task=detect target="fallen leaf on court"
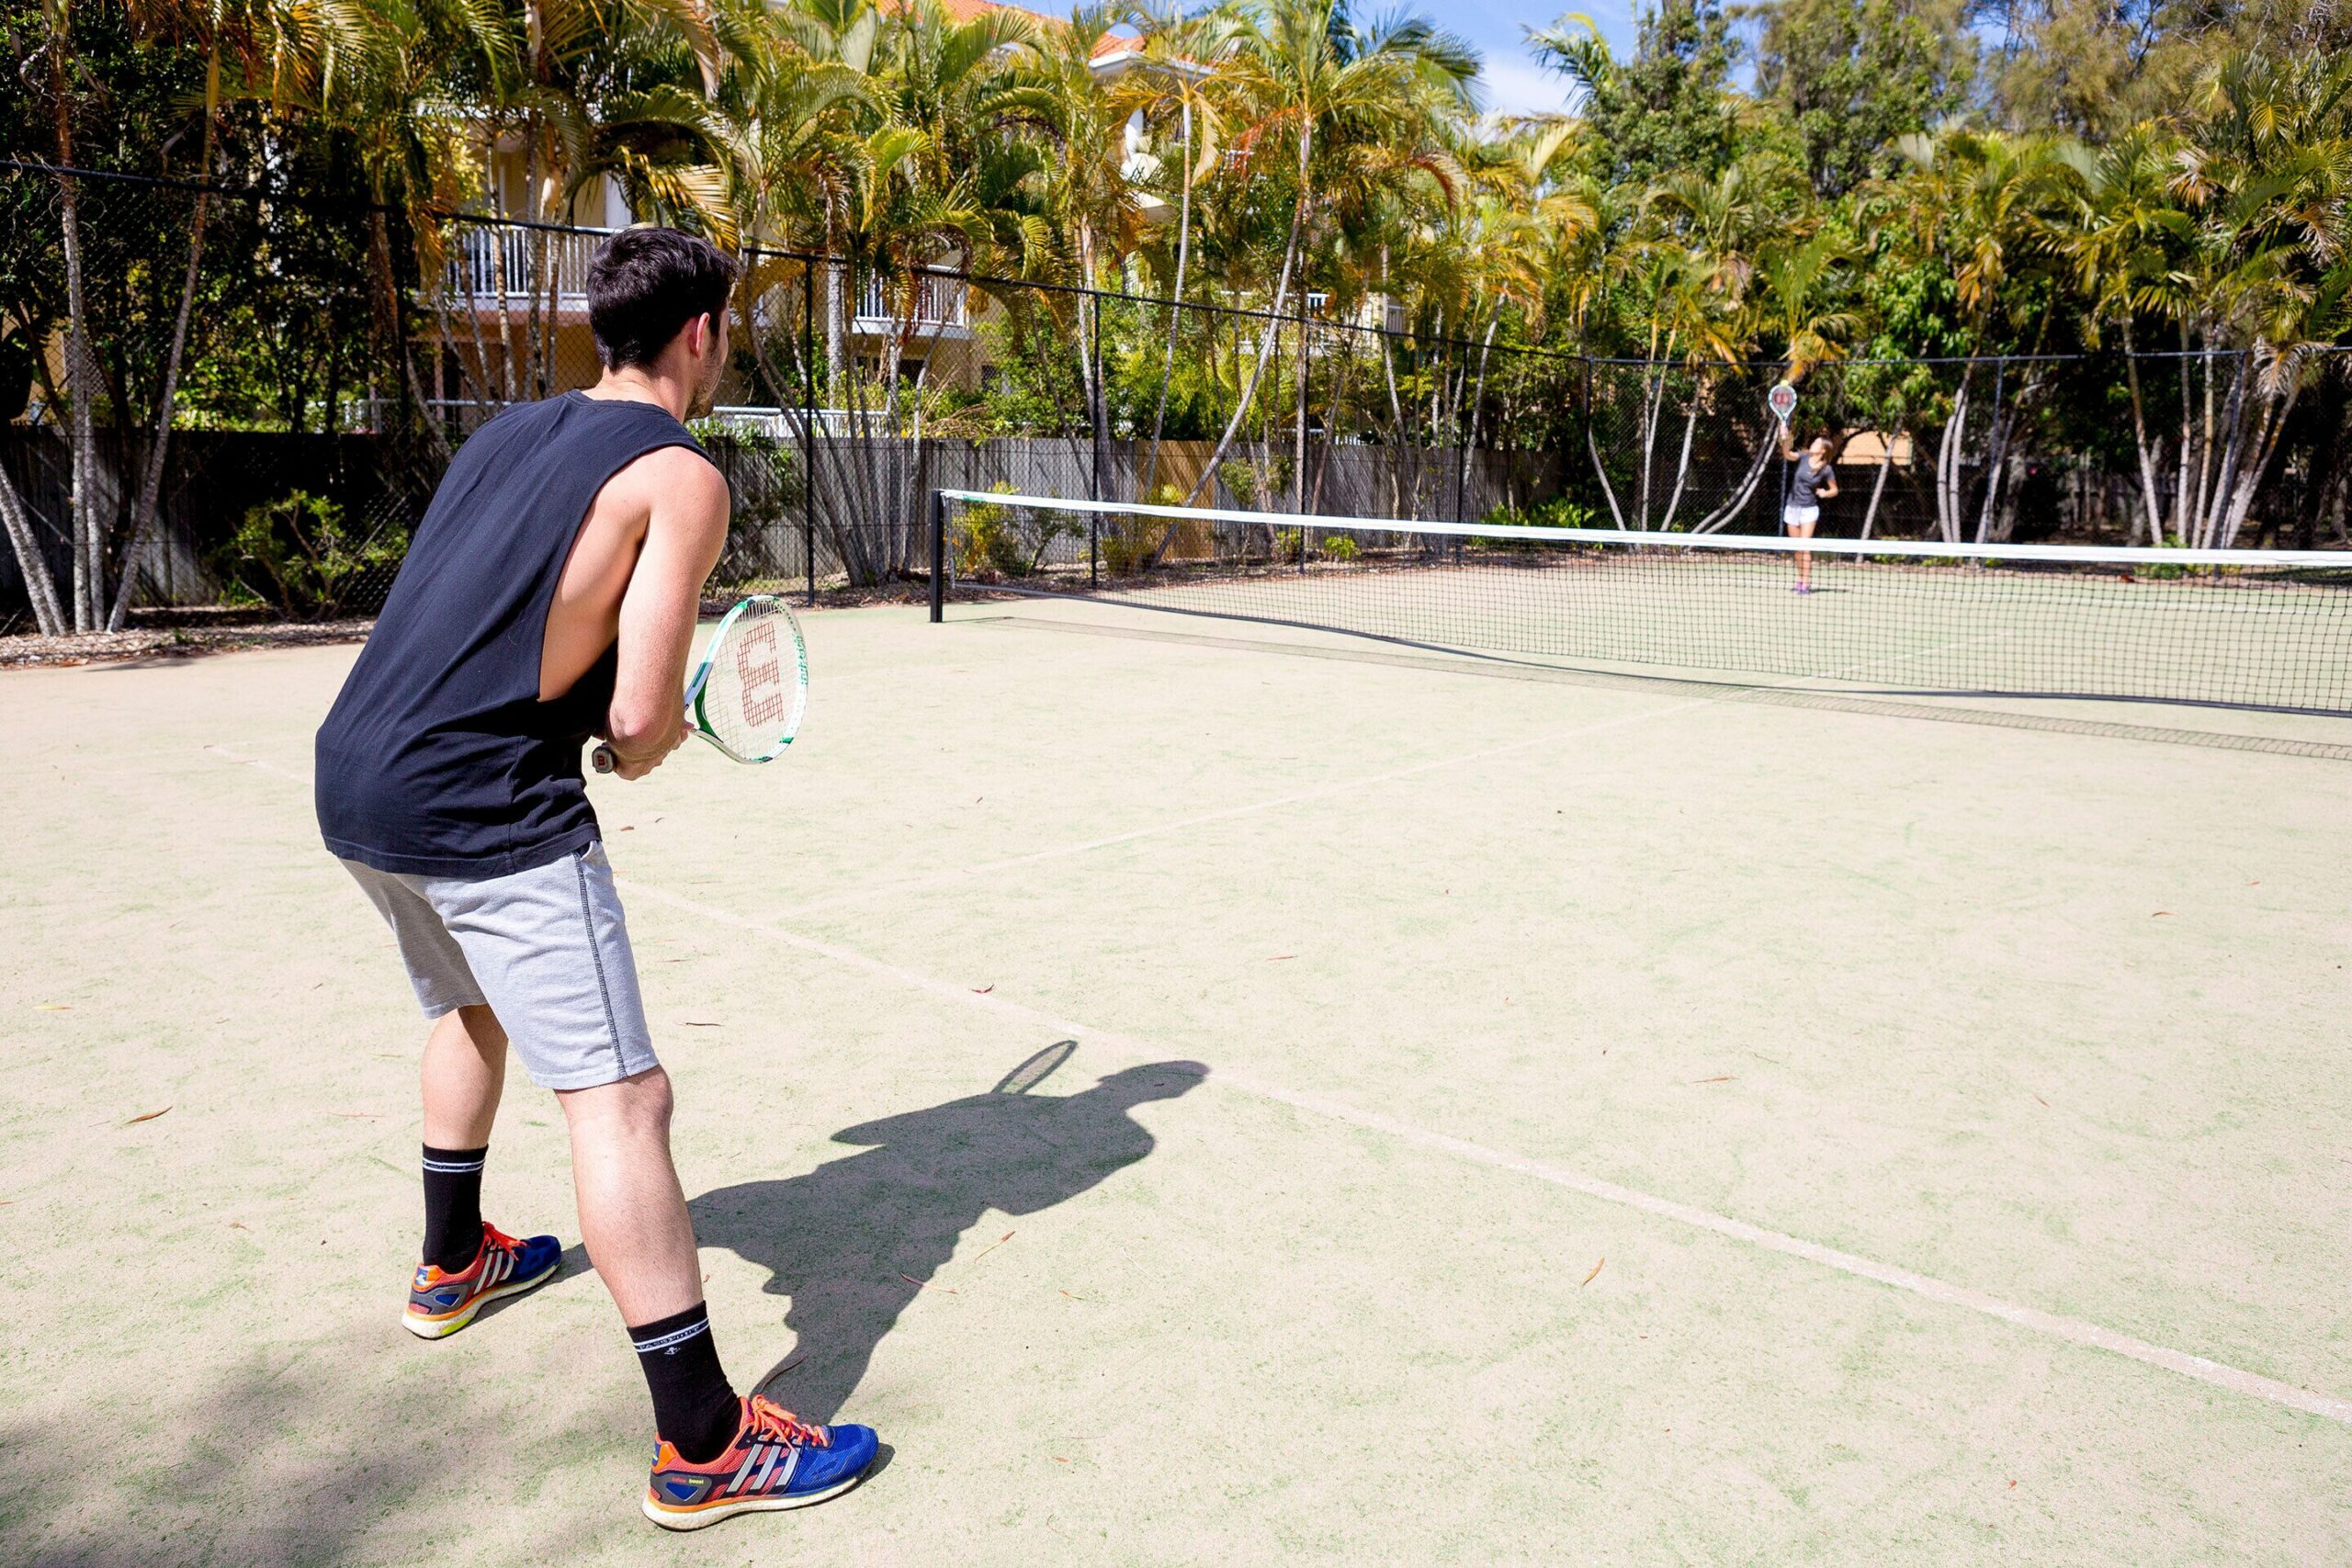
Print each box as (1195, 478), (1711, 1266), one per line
(2036, 1095), (2050, 1107)
(328, 1111), (379, 1120)
(681, 1021), (720, 1028)
(901, 1273), (956, 1293)
(1693, 1075), (1734, 1084)
(972, 985), (994, 994)
(34, 1004), (71, 1011)
(968, 1230), (1014, 1264)
(1060, 1290), (1087, 1301)
(1581, 1258), (1605, 1288)
(1054, 1457), (1068, 1464)
(2152, 910), (2174, 917)
(2008, 1479), (2018, 1489)
(1269, 954), (1295, 962)
(230, 1221), (249, 1231)
(617, 825), (635, 831)
(124, 1107), (171, 1125)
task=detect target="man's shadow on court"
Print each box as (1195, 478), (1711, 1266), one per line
(685, 1044), (1206, 1422)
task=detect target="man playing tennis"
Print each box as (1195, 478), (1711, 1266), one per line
(1780, 431), (1839, 593)
(315, 227), (877, 1529)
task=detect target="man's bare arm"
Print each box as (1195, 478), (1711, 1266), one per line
(604, 449), (730, 780)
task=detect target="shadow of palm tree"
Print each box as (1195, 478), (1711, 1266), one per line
(687, 1048), (1207, 1422)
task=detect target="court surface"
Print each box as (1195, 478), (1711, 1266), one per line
(4, 595), (2349, 1565)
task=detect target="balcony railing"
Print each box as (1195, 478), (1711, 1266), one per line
(855, 268), (968, 329)
(445, 225), (610, 308)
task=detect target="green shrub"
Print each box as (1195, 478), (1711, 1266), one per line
(1482, 497), (1599, 533)
(955, 484), (1077, 580)
(1317, 534), (1361, 562)
(210, 492), (407, 617)
(1098, 515), (1169, 575)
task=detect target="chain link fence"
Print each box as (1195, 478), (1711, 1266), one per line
(4, 164), (2346, 636)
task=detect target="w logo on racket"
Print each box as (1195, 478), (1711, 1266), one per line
(736, 622), (786, 726)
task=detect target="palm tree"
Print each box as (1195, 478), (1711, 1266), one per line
(994, 4), (1149, 501)
(1182, 0), (1475, 508)
(1115, 6), (1236, 506)
(2052, 124), (2189, 546)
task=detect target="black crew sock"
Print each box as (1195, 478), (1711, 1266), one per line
(628, 1303), (742, 1464)
(421, 1145), (488, 1273)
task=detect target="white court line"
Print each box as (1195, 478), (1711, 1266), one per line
(625, 876), (2352, 1429)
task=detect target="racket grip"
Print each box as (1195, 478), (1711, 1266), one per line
(590, 742), (616, 775)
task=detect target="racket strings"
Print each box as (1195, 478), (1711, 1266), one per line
(697, 599), (805, 761)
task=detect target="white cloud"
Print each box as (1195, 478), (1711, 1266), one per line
(1476, 52), (1572, 118)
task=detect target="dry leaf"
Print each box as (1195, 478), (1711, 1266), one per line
(1580, 1257), (1605, 1288)
(34, 1004), (71, 1011)
(125, 1106), (172, 1125)
(1060, 1289), (1087, 1301)
(972, 985), (994, 994)
(2152, 910), (2174, 918)
(328, 1111), (379, 1120)
(230, 1221), (249, 1231)
(1693, 1076), (1734, 1084)
(901, 1272), (956, 1293)
(1268, 954), (1296, 962)
(968, 1230), (1014, 1264)
(681, 1021), (720, 1028)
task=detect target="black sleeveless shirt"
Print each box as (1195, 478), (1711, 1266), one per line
(316, 393), (707, 877)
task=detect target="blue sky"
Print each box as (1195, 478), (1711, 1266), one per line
(1448, 0), (1638, 118)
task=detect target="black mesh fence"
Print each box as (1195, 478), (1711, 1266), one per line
(3, 163), (2346, 636)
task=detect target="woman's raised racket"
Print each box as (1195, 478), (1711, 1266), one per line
(592, 594), (808, 773)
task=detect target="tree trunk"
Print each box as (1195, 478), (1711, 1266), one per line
(1690, 428), (1777, 534)
(1934, 367), (1973, 544)
(105, 189), (207, 631)
(1141, 95), (1192, 514)
(2119, 321), (2165, 548)
(1181, 130), (1310, 507)
(1859, 423), (1899, 539)
(0, 460), (66, 635)
(49, 16), (99, 631)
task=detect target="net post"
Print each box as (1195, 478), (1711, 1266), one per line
(928, 489), (945, 624)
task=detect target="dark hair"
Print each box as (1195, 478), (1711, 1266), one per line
(587, 228), (739, 370)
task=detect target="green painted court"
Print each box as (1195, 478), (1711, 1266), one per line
(5, 597), (2349, 1564)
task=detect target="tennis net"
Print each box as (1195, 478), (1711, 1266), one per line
(928, 490), (2352, 715)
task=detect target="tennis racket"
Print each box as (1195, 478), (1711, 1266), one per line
(591, 594), (808, 774)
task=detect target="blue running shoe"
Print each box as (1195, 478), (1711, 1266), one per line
(403, 1221), (560, 1339)
(642, 1395), (879, 1529)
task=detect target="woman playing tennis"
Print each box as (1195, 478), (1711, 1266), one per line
(1780, 432), (1839, 593)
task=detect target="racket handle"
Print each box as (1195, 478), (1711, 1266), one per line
(591, 742), (616, 775)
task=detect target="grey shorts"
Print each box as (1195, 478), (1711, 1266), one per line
(340, 841), (659, 1090)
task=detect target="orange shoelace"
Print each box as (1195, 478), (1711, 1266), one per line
(743, 1394), (830, 1450)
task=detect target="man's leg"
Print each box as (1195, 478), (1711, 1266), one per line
(424, 1003), (507, 1148)
(560, 1066), (741, 1464)
(557, 1066), (702, 1323)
